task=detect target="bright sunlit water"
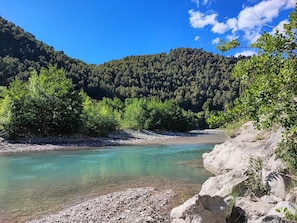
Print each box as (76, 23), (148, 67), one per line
(0, 144), (214, 222)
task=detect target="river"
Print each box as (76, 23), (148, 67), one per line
(0, 144), (214, 222)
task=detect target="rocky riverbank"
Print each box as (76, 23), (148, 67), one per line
(30, 187), (175, 223)
(0, 129), (226, 154)
(171, 122), (297, 223)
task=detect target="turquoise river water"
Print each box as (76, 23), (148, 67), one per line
(0, 144), (214, 222)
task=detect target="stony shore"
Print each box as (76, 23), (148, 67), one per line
(30, 187), (175, 223)
(0, 129), (226, 154)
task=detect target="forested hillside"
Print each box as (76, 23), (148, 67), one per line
(0, 16), (241, 115)
(0, 16), (93, 87)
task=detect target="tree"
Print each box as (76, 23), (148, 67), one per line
(147, 98), (197, 132)
(0, 78), (28, 137)
(217, 6), (297, 172)
(0, 65), (83, 138)
(122, 98), (150, 130)
(80, 93), (119, 136)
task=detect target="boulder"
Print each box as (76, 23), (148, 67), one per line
(235, 196), (276, 222)
(198, 169), (247, 219)
(256, 215), (294, 223)
(170, 170), (247, 223)
(254, 201), (297, 223)
(170, 195), (226, 223)
(203, 122), (283, 175)
(268, 201), (297, 218)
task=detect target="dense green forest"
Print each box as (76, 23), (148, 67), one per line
(0, 16), (241, 116)
(0, 15), (247, 138)
(0, 65), (198, 138)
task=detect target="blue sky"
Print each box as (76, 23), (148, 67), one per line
(0, 0), (295, 64)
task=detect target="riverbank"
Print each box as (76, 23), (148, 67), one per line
(171, 122), (297, 222)
(0, 129), (226, 154)
(29, 187), (175, 223)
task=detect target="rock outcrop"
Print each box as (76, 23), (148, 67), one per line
(171, 122), (297, 223)
(202, 122), (283, 175)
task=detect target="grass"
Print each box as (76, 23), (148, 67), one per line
(223, 120), (246, 138)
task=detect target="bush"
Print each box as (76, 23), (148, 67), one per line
(80, 93), (119, 136)
(0, 65), (83, 138)
(245, 156), (269, 197)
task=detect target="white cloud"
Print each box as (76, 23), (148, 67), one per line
(189, 0), (295, 44)
(189, 10), (217, 28)
(237, 0), (287, 30)
(285, 0), (297, 9)
(243, 28), (262, 43)
(270, 19), (289, 35)
(212, 37), (220, 45)
(235, 0), (293, 42)
(211, 22), (229, 34)
(226, 34), (239, 41)
(235, 50), (257, 57)
(191, 0), (212, 8)
(203, 0), (209, 5)
(226, 18), (237, 31)
(194, 36), (200, 41)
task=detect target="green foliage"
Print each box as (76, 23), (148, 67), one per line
(0, 15), (244, 132)
(80, 93), (119, 137)
(277, 130), (297, 174)
(0, 66), (83, 138)
(122, 98), (150, 131)
(276, 207), (297, 222)
(223, 120), (246, 138)
(245, 156), (269, 197)
(216, 39), (240, 52)
(207, 111), (226, 129)
(234, 8), (297, 172)
(0, 65), (202, 138)
(227, 190), (240, 219)
(216, 7), (297, 172)
(89, 48), (240, 116)
(0, 15), (241, 121)
(120, 98), (197, 132)
(150, 99), (197, 131)
(0, 78), (28, 137)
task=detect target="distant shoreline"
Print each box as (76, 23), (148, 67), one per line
(0, 129), (226, 154)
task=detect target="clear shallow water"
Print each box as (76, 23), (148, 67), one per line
(0, 144), (214, 222)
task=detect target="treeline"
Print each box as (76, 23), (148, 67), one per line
(0, 66), (197, 138)
(0, 16), (242, 127)
(89, 49), (240, 114)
